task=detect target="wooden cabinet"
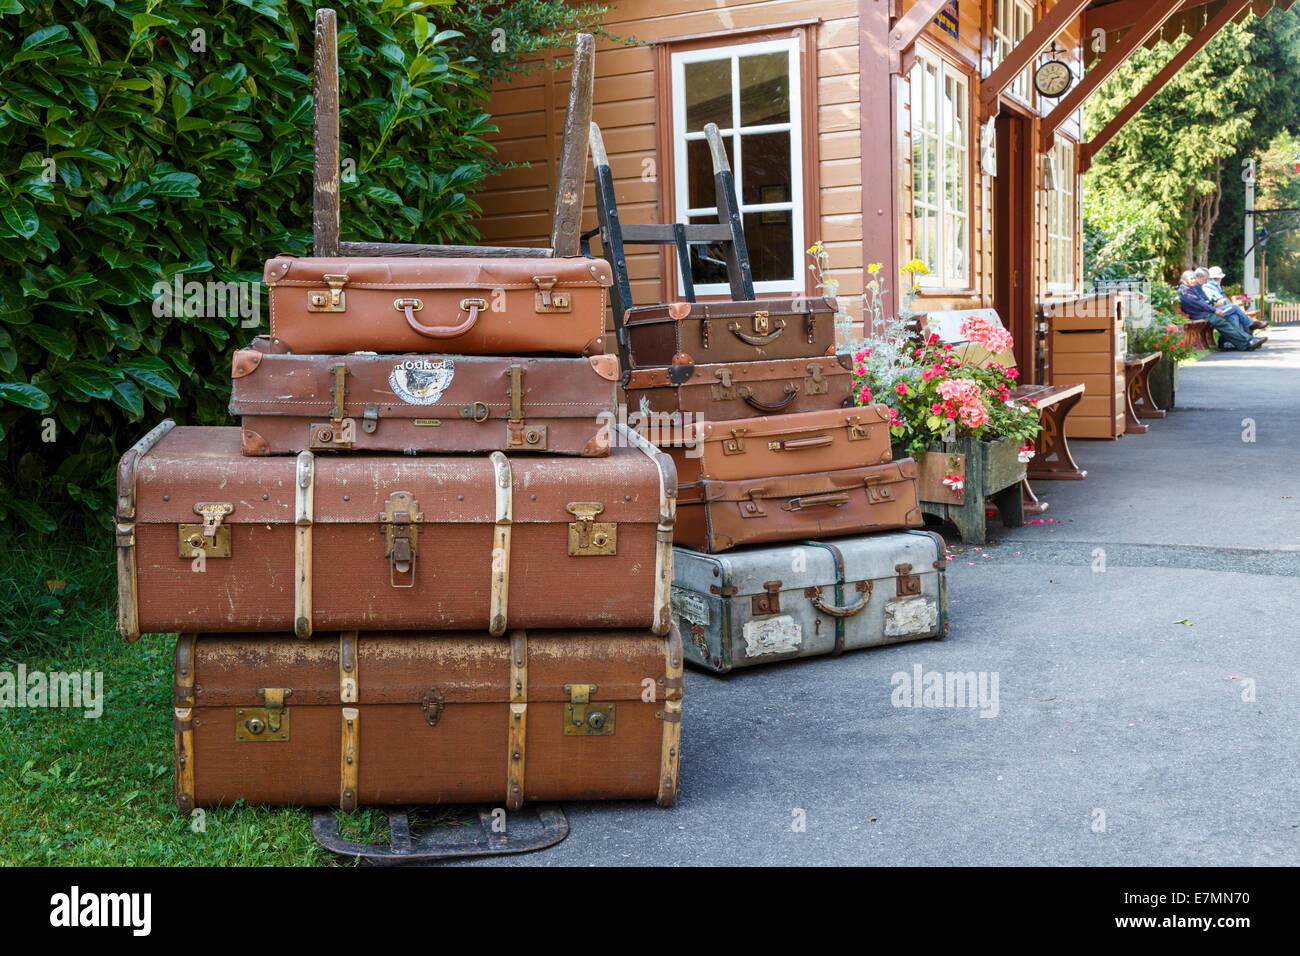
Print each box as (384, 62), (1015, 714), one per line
(1045, 294), (1126, 439)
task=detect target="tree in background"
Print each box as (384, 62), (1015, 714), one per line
(1084, 9), (1300, 282)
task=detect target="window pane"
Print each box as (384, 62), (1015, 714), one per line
(684, 59), (732, 131)
(952, 215), (967, 281)
(741, 210), (793, 282)
(686, 214), (732, 287)
(686, 136), (733, 209)
(739, 51), (790, 126)
(923, 64), (938, 132)
(739, 130), (791, 205)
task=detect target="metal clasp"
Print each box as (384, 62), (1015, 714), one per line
(381, 491), (423, 588)
(895, 562), (922, 597)
(722, 428), (746, 455)
(567, 502), (616, 556)
(308, 274), (348, 312)
(236, 687), (292, 742)
(564, 683), (615, 736)
(806, 363), (828, 395)
(533, 276), (571, 312)
(179, 501), (234, 558)
(753, 310), (770, 335)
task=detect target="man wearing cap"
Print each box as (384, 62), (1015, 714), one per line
(1179, 270), (1264, 351)
(1198, 267), (1262, 335)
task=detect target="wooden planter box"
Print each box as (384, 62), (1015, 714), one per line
(907, 436), (1027, 545)
(1146, 355), (1177, 412)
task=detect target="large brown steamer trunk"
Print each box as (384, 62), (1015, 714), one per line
(230, 337), (620, 456)
(668, 405), (894, 485)
(174, 627), (684, 811)
(624, 355), (855, 420)
(674, 459), (923, 553)
(621, 297), (839, 368)
(264, 256), (613, 356)
(117, 422), (675, 640)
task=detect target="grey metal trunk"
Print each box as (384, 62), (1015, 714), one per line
(671, 530), (948, 673)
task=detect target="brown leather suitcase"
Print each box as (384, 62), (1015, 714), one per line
(117, 421), (675, 640)
(229, 336), (620, 456)
(173, 626), (683, 811)
(623, 355), (854, 420)
(674, 459), (922, 552)
(264, 256), (613, 356)
(669, 405), (894, 485)
(621, 297), (838, 368)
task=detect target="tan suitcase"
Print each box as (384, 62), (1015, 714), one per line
(623, 355), (855, 420)
(116, 421), (675, 640)
(174, 627), (683, 811)
(264, 256), (612, 355)
(668, 405), (894, 484)
(675, 459), (922, 552)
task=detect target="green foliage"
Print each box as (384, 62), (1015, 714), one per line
(1084, 10), (1300, 281)
(0, 0), (609, 533)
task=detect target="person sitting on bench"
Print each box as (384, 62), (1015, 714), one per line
(1179, 271), (1265, 351)
(1197, 267), (1262, 335)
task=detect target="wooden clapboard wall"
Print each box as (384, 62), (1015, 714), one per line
(472, 0), (869, 328)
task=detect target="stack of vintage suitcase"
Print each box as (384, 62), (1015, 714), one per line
(114, 23), (684, 821)
(618, 297), (950, 673)
(116, 253), (684, 813)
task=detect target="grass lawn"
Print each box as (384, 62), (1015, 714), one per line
(0, 530), (445, 866)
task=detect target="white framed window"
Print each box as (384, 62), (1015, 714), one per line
(670, 37), (803, 295)
(1047, 140), (1076, 290)
(910, 49), (970, 289)
(991, 0), (1034, 102)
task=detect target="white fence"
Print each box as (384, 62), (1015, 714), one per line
(1269, 302), (1300, 325)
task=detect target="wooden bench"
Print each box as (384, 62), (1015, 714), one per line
(921, 309), (1087, 538)
(1123, 352), (1165, 433)
(1181, 317), (1217, 351)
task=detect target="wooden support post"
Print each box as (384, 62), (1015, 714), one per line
(859, 0), (899, 329)
(550, 34), (595, 258)
(312, 9), (340, 258)
(1080, 0), (1254, 172)
(1039, 0), (1193, 152)
(887, 0), (954, 61)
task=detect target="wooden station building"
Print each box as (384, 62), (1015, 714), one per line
(471, 0), (1294, 398)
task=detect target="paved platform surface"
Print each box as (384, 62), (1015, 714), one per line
(465, 327), (1300, 866)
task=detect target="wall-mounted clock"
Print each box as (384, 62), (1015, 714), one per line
(1034, 60), (1073, 98)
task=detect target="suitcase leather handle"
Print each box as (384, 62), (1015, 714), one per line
(401, 298), (484, 339)
(741, 388), (798, 412)
(775, 434), (833, 451)
(808, 584), (872, 618)
(726, 319), (785, 346)
(782, 492), (850, 511)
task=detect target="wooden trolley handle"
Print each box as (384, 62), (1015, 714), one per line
(402, 297), (484, 339)
(726, 319), (785, 346)
(741, 388), (798, 412)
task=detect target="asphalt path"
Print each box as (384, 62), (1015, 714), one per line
(462, 326), (1300, 866)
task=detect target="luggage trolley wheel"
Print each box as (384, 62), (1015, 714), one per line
(311, 804), (568, 865)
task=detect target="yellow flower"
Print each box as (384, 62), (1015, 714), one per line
(867, 262), (882, 275)
(806, 242), (824, 255)
(902, 258), (930, 275)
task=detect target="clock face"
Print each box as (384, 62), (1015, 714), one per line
(1035, 60), (1072, 98)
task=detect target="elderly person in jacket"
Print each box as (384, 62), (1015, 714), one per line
(1178, 271), (1264, 351)
(1196, 267), (1260, 335)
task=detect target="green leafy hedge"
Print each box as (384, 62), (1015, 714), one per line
(0, 0), (608, 533)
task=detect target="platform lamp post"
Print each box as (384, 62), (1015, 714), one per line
(1243, 158), (1258, 300)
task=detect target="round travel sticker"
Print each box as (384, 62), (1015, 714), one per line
(389, 358), (454, 405)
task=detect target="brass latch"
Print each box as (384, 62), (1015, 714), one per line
(806, 363), (828, 395)
(362, 403), (380, 434)
(563, 683), (615, 736)
(381, 491), (423, 587)
(308, 274), (348, 312)
(753, 310), (770, 335)
(178, 502), (234, 558)
(567, 502), (616, 556)
(236, 687), (291, 742)
(711, 367), (751, 401)
(533, 276), (571, 312)
(722, 428), (746, 455)
(895, 562), (922, 597)
(846, 416), (871, 441)
(506, 364), (547, 449)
